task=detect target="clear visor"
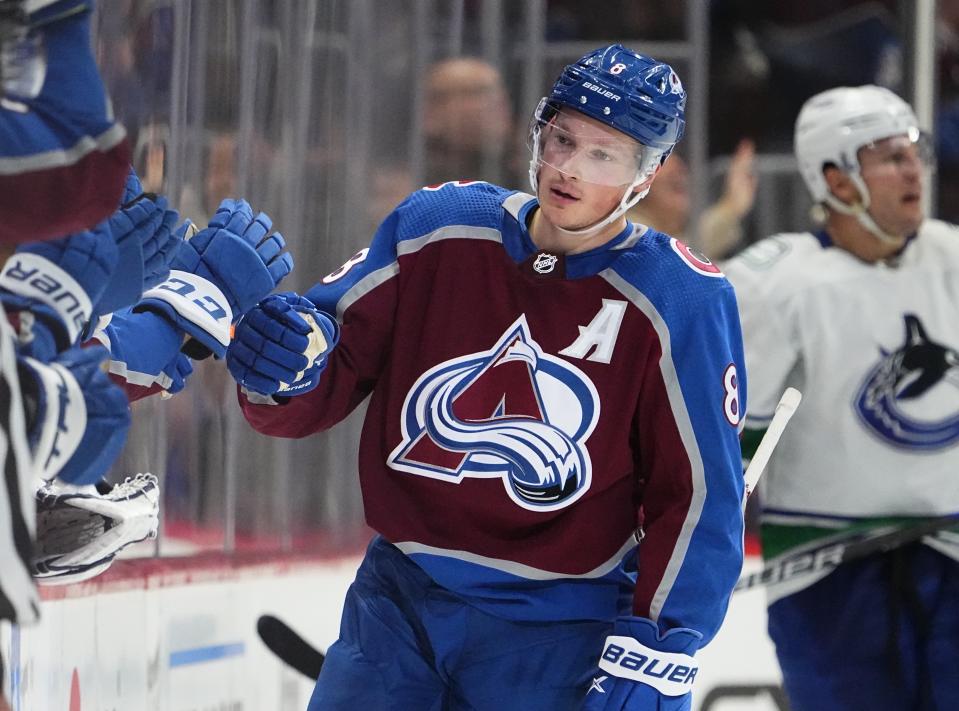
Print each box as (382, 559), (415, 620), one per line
(529, 99), (664, 187)
(857, 128), (936, 172)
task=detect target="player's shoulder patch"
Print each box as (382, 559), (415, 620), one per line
(669, 237), (724, 278)
(722, 233), (828, 302)
(609, 230), (732, 310)
(734, 235), (795, 271)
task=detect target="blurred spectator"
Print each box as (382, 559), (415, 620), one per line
(546, 0), (685, 41)
(709, 1), (900, 154)
(629, 140), (758, 260)
(934, 0), (959, 221)
(369, 163), (415, 232)
(422, 57), (519, 186)
(177, 129), (279, 226)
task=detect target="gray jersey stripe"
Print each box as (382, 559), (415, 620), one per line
(0, 123), (126, 175)
(600, 269), (708, 624)
(396, 534), (637, 581)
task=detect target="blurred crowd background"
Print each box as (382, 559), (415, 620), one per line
(95, 0), (954, 556)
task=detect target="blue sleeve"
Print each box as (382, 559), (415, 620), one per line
(650, 281), (746, 645)
(612, 244), (747, 646)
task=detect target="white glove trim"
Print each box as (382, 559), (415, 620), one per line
(277, 313), (329, 392)
(0, 252), (94, 343)
(23, 357), (86, 480)
(241, 387), (281, 405)
(597, 635), (699, 697)
(141, 270), (233, 347)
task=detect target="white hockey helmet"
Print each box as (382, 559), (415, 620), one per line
(794, 85), (925, 242)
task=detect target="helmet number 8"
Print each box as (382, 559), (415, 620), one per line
(610, 63), (627, 75)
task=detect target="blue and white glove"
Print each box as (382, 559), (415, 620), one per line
(89, 309), (195, 396)
(582, 618), (701, 711)
(18, 344), (131, 485)
(136, 198), (294, 359)
(227, 292), (338, 397)
(0, 227), (119, 359)
(93, 168), (183, 316)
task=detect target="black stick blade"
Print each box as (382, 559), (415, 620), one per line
(257, 614), (325, 680)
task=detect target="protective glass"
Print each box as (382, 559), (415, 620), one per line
(858, 128), (936, 174)
(529, 100), (662, 187)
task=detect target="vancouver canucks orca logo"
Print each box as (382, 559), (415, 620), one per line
(388, 315), (599, 511)
(855, 314), (959, 450)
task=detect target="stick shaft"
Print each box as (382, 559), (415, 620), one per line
(736, 514), (959, 592)
(743, 387), (802, 497)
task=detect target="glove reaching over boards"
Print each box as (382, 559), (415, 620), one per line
(227, 292), (339, 397)
(19, 344), (131, 484)
(137, 198), (294, 358)
(0, 226), (118, 359)
(94, 167), (183, 316)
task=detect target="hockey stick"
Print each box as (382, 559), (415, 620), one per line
(742, 387), (803, 500)
(257, 614), (325, 680)
(735, 513), (959, 593)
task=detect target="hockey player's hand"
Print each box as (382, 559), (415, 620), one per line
(227, 292), (338, 397)
(137, 198), (294, 358)
(87, 309), (195, 399)
(582, 617), (700, 711)
(0, 227), (119, 359)
(19, 344), (130, 484)
(179, 198), (294, 315)
(94, 167), (183, 316)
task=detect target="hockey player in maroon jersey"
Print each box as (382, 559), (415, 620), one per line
(0, 0), (130, 243)
(228, 45), (748, 710)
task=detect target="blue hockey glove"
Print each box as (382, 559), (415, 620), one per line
(89, 309), (195, 396)
(582, 617), (701, 711)
(227, 292), (338, 397)
(93, 168), (183, 316)
(137, 198), (294, 358)
(0, 227), (118, 359)
(19, 344), (130, 485)
(162, 352), (194, 396)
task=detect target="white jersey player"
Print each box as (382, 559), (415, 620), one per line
(724, 86), (959, 711)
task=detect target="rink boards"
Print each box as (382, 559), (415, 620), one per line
(0, 552), (783, 711)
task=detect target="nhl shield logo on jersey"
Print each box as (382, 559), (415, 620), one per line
(855, 314), (959, 450)
(387, 315), (600, 511)
(533, 252), (558, 274)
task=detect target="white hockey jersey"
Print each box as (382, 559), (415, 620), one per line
(724, 220), (959, 525)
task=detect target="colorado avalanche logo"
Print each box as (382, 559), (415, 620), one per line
(855, 314), (959, 450)
(388, 315), (599, 511)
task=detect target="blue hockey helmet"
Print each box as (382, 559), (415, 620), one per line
(527, 45), (687, 235)
(547, 44), (686, 155)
